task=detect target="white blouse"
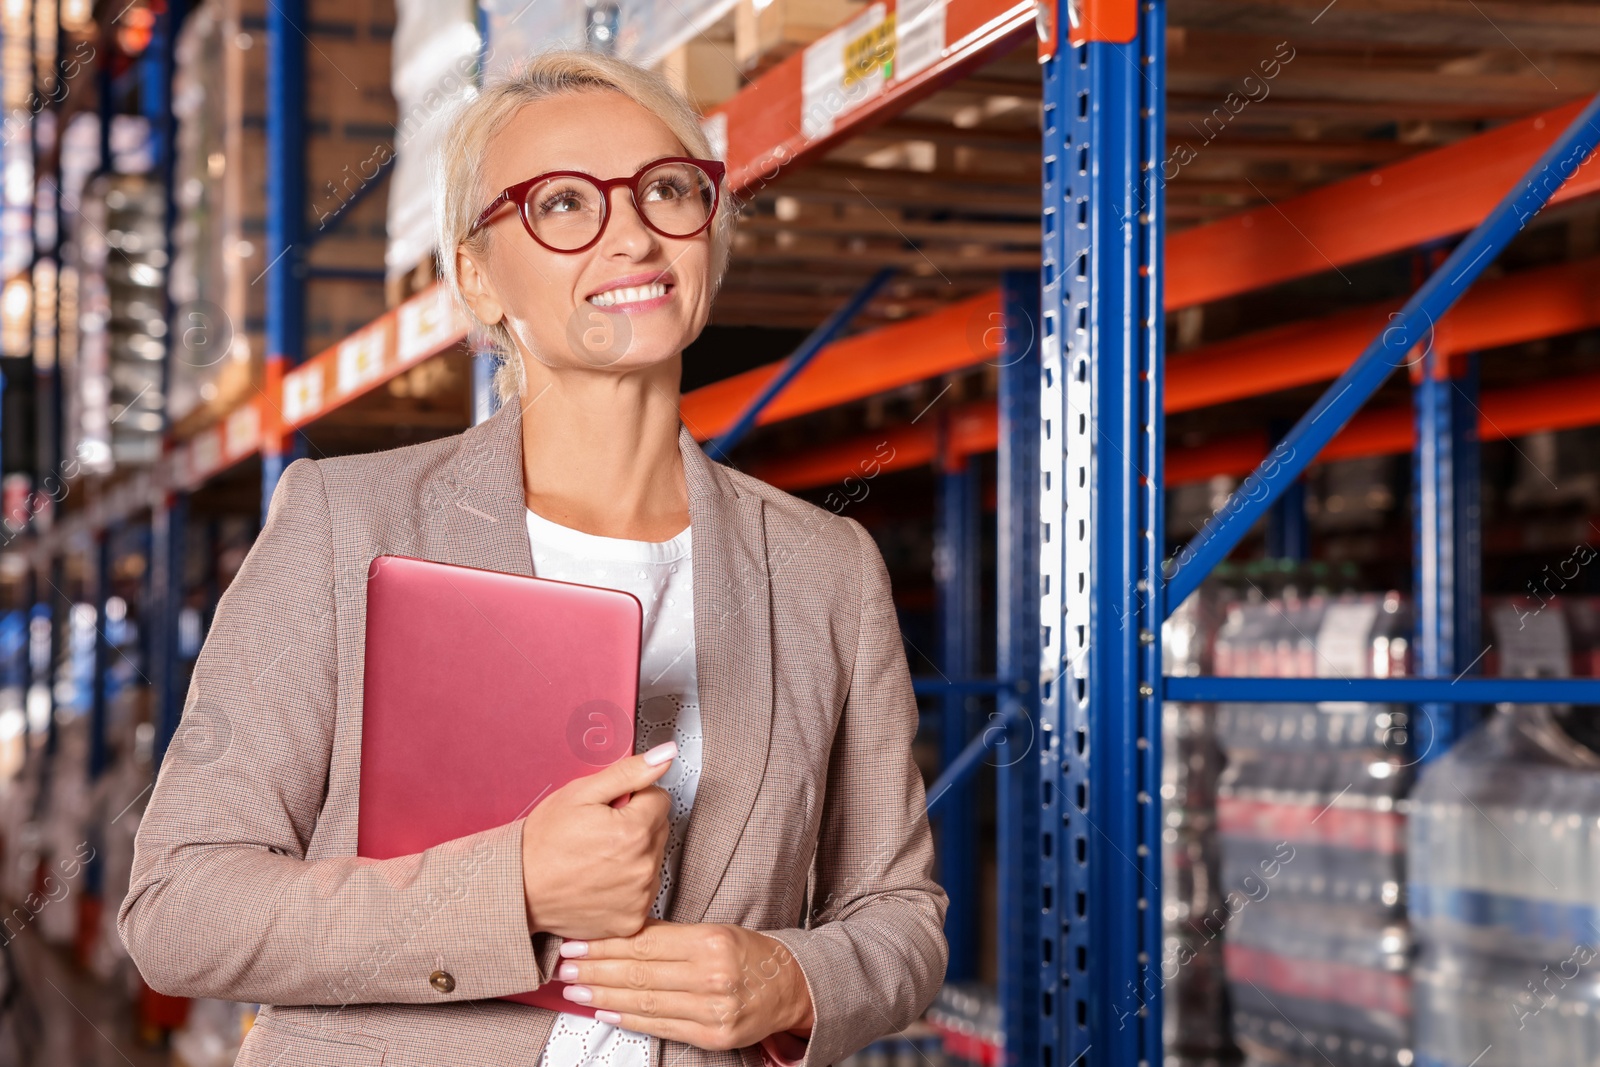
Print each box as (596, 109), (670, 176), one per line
(524, 507), (703, 1067)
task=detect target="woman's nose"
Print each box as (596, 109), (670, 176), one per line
(603, 186), (655, 245)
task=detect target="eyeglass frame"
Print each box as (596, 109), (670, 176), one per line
(467, 155), (728, 254)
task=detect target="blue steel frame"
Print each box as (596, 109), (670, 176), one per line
(1038, 4), (1166, 1066)
(1165, 92), (1600, 616)
(1035, 29), (1600, 1067)
(149, 490), (188, 767)
(996, 267), (1041, 1067)
(1162, 93), (1600, 714)
(261, 0), (307, 516)
(708, 266), (897, 458)
(935, 446), (982, 983)
(1412, 347), (1483, 760)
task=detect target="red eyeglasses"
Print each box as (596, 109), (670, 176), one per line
(468, 156), (727, 254)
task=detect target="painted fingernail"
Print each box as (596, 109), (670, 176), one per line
(562, 984), (593, 1004)
(560, 940), (589, 958)
(643, 741), (678, 766)
(558, 962), (579, 981)
(596, 1010), (623, 1024)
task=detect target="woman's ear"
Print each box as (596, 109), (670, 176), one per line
(456, 245), (505, 329)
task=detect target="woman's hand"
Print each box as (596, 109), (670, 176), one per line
(521, 741), (677, 939)
(555, 919), (815, 1052)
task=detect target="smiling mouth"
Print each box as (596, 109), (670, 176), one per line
(587, 282), (671, 307)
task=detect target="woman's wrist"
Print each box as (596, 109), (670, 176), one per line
(768, 933), (815, 1038)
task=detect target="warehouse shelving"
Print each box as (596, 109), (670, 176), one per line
(11, 1), (1600, 1065)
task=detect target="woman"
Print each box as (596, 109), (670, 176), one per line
(118, 48), (948, 1067)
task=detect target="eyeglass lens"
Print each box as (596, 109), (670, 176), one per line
(522, 162), (715, 250)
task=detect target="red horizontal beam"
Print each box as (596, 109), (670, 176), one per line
(753, 367), (1600, 492)
(702, 255), (1600, 452)
(749, 402), (997, 488)
(1166, 98), (1600, 310)
(1167, 256), (1600, 412)
(705, 0), (1035, 195)
(680, 292), (998, 440)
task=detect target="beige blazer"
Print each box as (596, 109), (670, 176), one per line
(118, 396), (949, 1067)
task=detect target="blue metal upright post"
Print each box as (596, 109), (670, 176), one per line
(45, 552), (65, 761)
(89, 527), (111, 780)
(149, 491), (188, 768)
(20, 565), (36, 759)
(1413, 349), (1482, 760)
(997, 268), (1041, 1065)
(263, 0), (306, 516)
(1038, 3), (1166, 1065)
(935, 445), (981, 984)
(1265, 422), (1309, 560)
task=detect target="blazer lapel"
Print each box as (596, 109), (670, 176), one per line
(427, 401), (777, 923)
(669, 423), (776, 925)
(417, 397), (535, 578)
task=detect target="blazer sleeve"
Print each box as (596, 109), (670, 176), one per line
(117, 456), (549, 1006)
(760, 518), (950, 1067)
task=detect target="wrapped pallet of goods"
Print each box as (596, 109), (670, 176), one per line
(169, 0), (397, 433)
(384, 0), (477, 302)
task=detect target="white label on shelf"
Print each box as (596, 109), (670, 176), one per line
(801, 3), (890, 141)
(397, 288), (457, 368)
(337, 323), (389, 396)
(190, 430), (222, 478)
(225, 404), (260, 459)
(1490, 599), (1572, 677)
(895, 0), (945, 83)
(1315, 601), (1380, 679)
(282, 365), (324, 425)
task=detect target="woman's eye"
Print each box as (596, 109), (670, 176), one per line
(644, 180), (686, 202)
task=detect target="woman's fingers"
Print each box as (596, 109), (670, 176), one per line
(565, 742), (678, 805)
(569, 918), (693, 961)
(559, 958), (730, 995)
(563, 984), (738, 1031)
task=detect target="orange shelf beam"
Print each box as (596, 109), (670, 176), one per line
(704, 0), (1035, 196)
(755, 367), (1600, 492)
(680, 292), (999, 440)
(165, 23), (1600, 495)
(1167, 99), (1600, 310)
(693, 254), (1600, 447)
(1167, 256), (1600, 412)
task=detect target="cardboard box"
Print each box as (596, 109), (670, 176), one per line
(735, 0), (870, 73)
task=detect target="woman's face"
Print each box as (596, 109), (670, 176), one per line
(458, 89), (714, 379)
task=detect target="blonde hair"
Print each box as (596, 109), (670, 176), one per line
(432, 49), (740, 406)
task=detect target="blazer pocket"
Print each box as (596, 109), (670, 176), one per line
(236, 1013), (388, 1066)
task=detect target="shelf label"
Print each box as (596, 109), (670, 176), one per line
(802, 4), (891, 141)
(337, 322), (390, 396)
(894, 0), (945, 83)
(225, 404), (260, 460)
(283, 364), (324, 426)
(190, 430), (222, 481)
(397, 288), (460, 368)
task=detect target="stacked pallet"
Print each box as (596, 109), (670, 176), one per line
(169, 0), (396, 433)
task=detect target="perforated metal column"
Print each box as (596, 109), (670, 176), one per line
(999, 268), (1042, 1066)
(1413, 350), (1482, 760)
(1037, 3), (1165, 1065)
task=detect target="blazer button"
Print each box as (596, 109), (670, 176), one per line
(429, 970), (456, 993)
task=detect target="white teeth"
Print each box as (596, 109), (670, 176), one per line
(588, 282), (668, 307)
